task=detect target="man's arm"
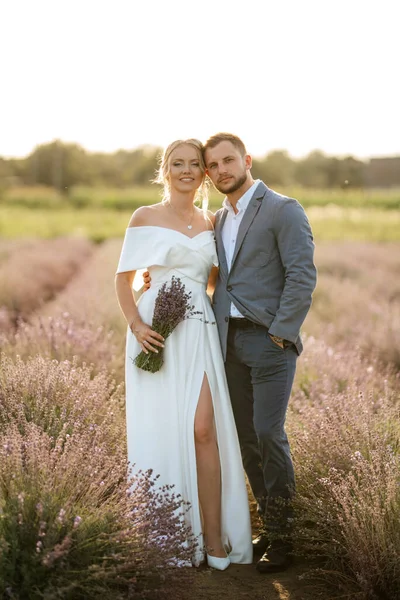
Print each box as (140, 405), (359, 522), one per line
(268, 199), (317, 343)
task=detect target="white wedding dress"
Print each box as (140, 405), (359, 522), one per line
(116, 226), (252, 566)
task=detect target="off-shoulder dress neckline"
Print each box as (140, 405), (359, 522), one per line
(126, 225), (214, 241)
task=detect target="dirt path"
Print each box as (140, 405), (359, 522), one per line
(178, 560), (330, 600)
(176, 496), (332, 600)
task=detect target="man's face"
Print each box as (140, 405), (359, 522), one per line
(204, 141), (251, 195)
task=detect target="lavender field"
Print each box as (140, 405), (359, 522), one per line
(0, 237), (399, 599)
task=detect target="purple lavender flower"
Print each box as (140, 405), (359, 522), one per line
(73, 516), (82, 528)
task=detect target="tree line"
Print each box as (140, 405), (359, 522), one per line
(0, 140), (367, 194)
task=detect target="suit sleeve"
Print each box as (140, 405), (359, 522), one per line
(268, 200), (317, 342)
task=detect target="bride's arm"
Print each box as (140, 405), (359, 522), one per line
(115, 209), (144, 330)
(115, 268), (138, 331)
(115, 208), (164, 354)
(115, 269), (164, 354)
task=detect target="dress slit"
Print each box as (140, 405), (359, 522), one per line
(185, 369), (215, 565)
(190, 368), (233, 565)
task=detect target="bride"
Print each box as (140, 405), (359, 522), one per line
(115, 139), (252, 569)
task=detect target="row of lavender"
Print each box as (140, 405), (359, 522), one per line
(294, 243), (400, 598)
(0, 238), (399, 598)
(0, 239), (196, 599)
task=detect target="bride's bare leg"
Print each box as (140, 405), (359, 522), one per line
(194, 374), (226, 557)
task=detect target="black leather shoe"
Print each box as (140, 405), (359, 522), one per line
(252, 533), (269, 555)
(256, 540), (293, 574)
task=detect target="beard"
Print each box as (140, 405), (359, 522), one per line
(214, 170), (248, 195)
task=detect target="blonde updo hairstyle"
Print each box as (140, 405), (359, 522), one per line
(154, 139), (209, 213)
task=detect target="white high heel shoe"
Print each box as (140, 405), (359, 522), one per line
(206, 551), (230, 571)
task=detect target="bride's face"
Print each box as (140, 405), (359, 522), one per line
(168, 144), (204, 194)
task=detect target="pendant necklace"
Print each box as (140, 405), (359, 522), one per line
(167, 201), (195, 230)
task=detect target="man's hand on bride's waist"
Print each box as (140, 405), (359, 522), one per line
(143, 271), (151, 291)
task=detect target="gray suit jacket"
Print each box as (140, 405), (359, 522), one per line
(212, 181), (317, 359)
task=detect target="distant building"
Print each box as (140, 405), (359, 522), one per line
(364, 156), (400, 188)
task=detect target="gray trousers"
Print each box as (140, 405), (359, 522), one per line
(225, 320), (297, 534)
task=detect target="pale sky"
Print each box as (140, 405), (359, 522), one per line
(1, 0), (399, 159)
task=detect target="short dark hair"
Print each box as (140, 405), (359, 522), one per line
(203, 132), (247, 156)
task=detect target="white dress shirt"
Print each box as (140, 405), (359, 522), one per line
(221, 180), (260, 318)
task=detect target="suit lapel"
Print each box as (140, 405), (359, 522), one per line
(230, 183), (266, 268)
(215, 209), (229, 274)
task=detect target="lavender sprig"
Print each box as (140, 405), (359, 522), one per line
(132, 276), (214, 373)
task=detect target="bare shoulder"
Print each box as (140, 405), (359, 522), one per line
(128, 203), (165, 227)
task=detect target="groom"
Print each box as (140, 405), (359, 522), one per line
(203, 133), (317, 573)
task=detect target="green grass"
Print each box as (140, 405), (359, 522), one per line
(307, 206), (400, 242)
(289, 186), (400, 210)
(2, 185), (400, 212)
(0, 207), (129, 243)
(1, 206), (399, 243)
(0, 185), (222, 212)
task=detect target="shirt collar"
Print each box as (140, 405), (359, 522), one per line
(222, 179), (260, 214)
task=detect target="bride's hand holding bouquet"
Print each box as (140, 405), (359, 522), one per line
(130, 316), (165, 356)
(132, 276), (211, 374)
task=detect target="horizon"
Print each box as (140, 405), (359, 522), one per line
(1, 138), (399, 163)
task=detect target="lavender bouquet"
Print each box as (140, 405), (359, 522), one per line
(133, 276), (207, 373)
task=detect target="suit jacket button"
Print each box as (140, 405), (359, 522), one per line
(225, 317), (229, 322)
(227, 285), (233, 291)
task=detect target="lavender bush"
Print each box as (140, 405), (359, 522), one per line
(30, 240), (126, 377)
(0, 239), (35, 266)
(289, 337), (400, 599)
(0, 354), (196, 599)
(0, 238), (93, 329)
(38, 240), (125, 336)
(304, 241), (400, 369)
(1, 312), (121, 377)
(0, 241), (127, 377)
